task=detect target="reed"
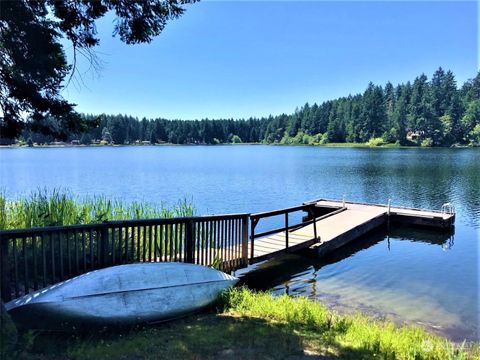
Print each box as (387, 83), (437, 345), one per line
(0, 189), (195, 230)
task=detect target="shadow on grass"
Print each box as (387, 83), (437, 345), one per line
(19, 312), (393, 360)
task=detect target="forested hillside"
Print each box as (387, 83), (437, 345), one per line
(21, 68), (480, 147)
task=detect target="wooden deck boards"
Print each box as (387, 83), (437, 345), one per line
(249, 199), (454, 263)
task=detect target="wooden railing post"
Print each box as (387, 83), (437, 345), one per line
(285, 212), (289, 251)
(308, 206), (318, 241)
(101, 224), (109, 266)
(185, 220), (194, 263)
(241, 215), (249, 266)
(0, 235), (11, 302)
(250, 218), (256, 264)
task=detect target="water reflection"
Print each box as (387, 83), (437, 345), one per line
(240, 225), (476, 341)
(353, 148), (480, 229)
(241, 226), (455, 292)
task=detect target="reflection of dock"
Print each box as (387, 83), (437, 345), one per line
(241, 225), (455, 292)
(249, 199), (455, 263)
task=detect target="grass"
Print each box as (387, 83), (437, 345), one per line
(0, 189), (194, 230)
(13, 288), (480, 360)
(318, 142), (402, 148)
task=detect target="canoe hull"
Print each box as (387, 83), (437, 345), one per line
(6, 263), (238, 330)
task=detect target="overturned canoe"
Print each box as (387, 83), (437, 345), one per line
(6, 262), (238, 330)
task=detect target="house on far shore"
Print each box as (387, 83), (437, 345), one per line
(71, 140), (80, 145)
(142, 140), (151, 145)
(49, 141), (66, 146)
(406, 129), (424, 142)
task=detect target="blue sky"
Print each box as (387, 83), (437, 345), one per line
(62, 1), (478, 120)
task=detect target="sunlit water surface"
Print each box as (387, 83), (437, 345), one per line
(0, 146), (478, 340)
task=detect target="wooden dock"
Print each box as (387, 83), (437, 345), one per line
(1, 198), (455, 302)
(249, 199), (455, 263)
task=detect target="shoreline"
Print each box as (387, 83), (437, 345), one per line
(13, 288), (480, 359)
(0, 142), (476, 149)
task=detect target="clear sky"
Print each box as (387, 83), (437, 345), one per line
(61, 1), (478, 120)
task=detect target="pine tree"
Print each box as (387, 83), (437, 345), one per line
(359, 83), (387, 141)
(392, 83), (411, 145)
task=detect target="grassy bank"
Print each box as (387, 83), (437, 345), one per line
(14, 288), (479, 360)
(0, 190), (194, 230)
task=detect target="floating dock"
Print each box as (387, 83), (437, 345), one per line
(249, 199), (455, 263)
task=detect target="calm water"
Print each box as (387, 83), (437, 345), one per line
(0, 146), (479, 340)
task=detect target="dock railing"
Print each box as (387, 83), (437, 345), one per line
(250, 203), (321, 263)
(0, 213), (249, 302)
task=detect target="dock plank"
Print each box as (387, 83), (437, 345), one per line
(248, 199), (454, 264)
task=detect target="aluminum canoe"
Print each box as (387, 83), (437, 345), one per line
(6, 262), (238, 330)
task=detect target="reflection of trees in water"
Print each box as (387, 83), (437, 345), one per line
(241, 225), (455, 293)
(457, 159), (480, 228)
(352, 149), (479, 227)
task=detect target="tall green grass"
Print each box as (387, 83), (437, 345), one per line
(38, 287), (479, 359)
(220, 287), (480, 360)
(0, 189), (194, 230)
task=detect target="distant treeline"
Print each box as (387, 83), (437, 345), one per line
(21, 68), (480, 147)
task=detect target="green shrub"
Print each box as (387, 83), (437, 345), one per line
(319, 133), (329, 144)
(231, 135), (242, 144)
(421, 138), (434, 147)
(366, 137), (385, 147)
(467, 124), (480, 146)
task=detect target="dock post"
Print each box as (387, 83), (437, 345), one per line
(250, 220), (255, 264)
(285, 213), (289, 251)
(241, 215), (249, 267)
(309, 206), (318, 242)
(342, 195), (346, 208)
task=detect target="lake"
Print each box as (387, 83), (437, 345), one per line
(0, 145), (478, 341)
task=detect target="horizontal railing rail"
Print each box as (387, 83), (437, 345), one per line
(251, 204), (312, 219)
(252, 217), (318, 239)
(249, 203), (321, 262)
(0, 214), (250, 236)
(0, 214), (250, 302)
(317, 198), (449, 215)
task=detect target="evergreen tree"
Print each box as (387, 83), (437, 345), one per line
(17, 69), (480, 147)
(384, 81), (396, 135)
(359, 83), (387, 141)
(392, 84), (411, 145)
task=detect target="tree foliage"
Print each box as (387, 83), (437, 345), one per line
(0, 0), (197, 140)
(16, 69), (480, 147)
